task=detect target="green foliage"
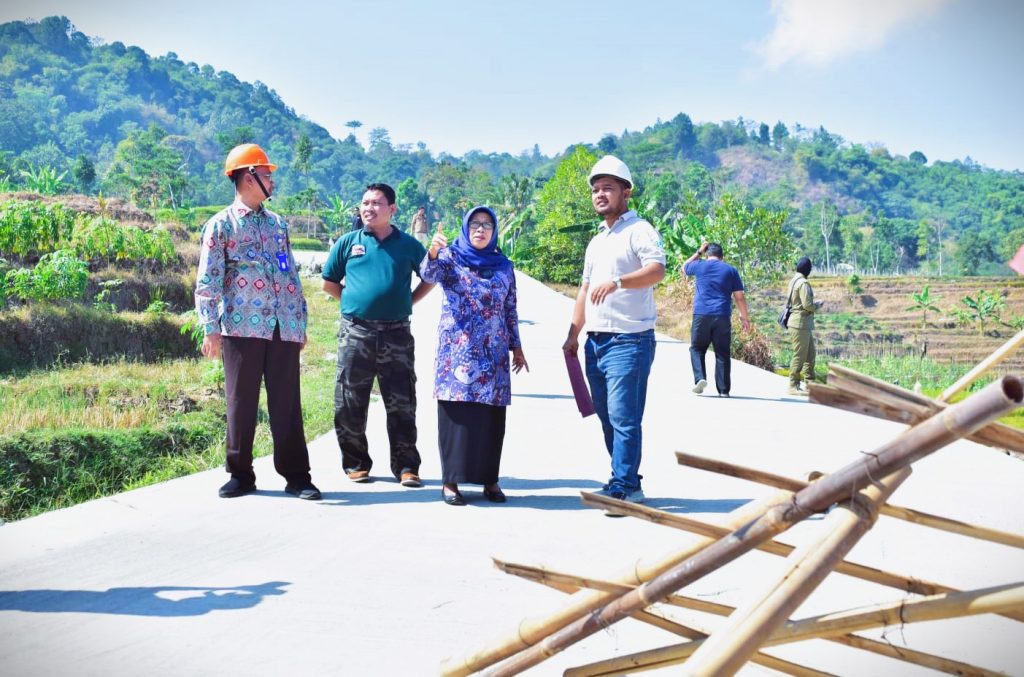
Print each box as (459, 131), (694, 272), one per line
(144, 288), (169, 315)
(847, 273), (863, 295)
(70, 215), (177, 264)
(906, 285), (941, 328)
(4, 250), (88, 302)
(104, 124), (192, 209)
(92, 278), (123, 312)
(699, 193), (793, 287)
(19, 165), (67, 195)
(0, 200), (77, 256)
(516, 146), (598, 284)
(960, 289), (1006, 334)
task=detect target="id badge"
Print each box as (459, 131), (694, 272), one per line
(276, 251), (290, 272)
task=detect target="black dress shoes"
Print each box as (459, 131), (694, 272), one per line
(285, 481), (322, 500)
(219, 477), (257, 498)
(442, 488), (466, 506)
(483, 486), (507, 503)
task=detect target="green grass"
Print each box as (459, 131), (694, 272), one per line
(290, 236), (327, 251)
(0, 275), (342, 520)
(816, 312), (882, 332)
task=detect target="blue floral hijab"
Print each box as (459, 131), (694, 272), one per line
(449, 205), (512, 273)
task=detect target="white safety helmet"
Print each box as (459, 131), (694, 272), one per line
(588, 155), (633, 189)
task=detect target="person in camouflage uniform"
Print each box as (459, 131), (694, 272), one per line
(322, 183), (435, 486)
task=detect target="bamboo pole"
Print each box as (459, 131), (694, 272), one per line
(813, 365), (1024, 453)
(940, 328), (1024, 402)
(438, 490), (797, 677)
(499, 560), (1000, 677)
(524, 573), (838, 677)
(581, 491), (1024, 623)
(682, 469), (909, 675)
(675, 451), (1024, 549)
(564, 582), (1024, 676)
(486, 377), (1023, 676)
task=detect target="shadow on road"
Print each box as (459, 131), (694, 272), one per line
(0, 581), (289, 616)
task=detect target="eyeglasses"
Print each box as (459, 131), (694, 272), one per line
(468, 221), (494, 232)
(252, 172), (274, 181)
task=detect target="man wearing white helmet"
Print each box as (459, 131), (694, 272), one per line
(562, 155), (666, 511)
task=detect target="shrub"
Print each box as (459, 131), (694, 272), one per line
(0, 200), (76, 257)
(3, 250), (89, 302)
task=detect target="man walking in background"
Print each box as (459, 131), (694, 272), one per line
(195, 143), (320, 500)
(322, 183), (435, 486)
(562, 155), (665, 510)
(683, 242), (750, 397)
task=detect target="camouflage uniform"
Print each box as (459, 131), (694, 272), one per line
(334, 316), (421, 478)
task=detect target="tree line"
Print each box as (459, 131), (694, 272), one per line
(2, 16), (1023, 278)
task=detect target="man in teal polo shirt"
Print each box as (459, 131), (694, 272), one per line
(322, 183), (434, 486)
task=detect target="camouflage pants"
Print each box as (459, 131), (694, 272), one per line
(334, 316), (420, 479)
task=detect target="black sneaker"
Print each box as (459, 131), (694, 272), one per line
(284, 481), (322, 501)
(219, 477), (257, 498)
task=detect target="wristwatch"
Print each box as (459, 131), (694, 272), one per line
(612, 276), (623, 290)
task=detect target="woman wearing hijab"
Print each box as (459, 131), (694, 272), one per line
(420, 206), (528, 506)
(786, 256), (819, 396)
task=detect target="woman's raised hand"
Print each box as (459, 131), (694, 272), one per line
(428, 221), (447, 260)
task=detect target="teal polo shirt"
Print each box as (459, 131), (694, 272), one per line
(322, 226), (427, 320)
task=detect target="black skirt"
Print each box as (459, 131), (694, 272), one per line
(437, 400), (507, 484)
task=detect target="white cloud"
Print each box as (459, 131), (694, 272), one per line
(753, 0), (951, 70)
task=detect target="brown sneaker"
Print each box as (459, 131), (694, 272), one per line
(346, 470), (371, 483)
(400, 472), (422, 488)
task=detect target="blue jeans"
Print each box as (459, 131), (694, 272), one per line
(584, 330), (656, 493)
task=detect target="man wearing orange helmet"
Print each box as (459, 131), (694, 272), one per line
(194, 143), (321, 500)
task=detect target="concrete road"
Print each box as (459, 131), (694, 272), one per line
(1, 272), (1022, 676)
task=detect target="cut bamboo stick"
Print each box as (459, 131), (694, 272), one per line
(940, 328), (1024, 402)
(500, 560), (1000, 677)
(488, 377), (1023, 676)
(581, 491), (1024, 624)
(438, 490), (798, 677)
(564, 582), (1024, 676)
(683, 469), (909, 675)
(675, 451), (1024, 549)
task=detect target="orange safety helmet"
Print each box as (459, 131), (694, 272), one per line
(223, 143), (278, 177)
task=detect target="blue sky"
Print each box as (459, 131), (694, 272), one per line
(3, 0), (1022, 170)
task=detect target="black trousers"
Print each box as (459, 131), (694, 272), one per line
(689, 313), (733, 395)
(221, 328), (311, 484)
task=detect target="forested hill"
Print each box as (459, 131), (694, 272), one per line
(2, 15), (1023, 275)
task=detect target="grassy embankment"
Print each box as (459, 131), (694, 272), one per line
(0, 275), (341, 522)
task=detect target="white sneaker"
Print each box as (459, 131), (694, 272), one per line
(692, 379), (707, 394)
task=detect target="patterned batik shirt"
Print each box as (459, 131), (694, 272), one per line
(195, 199), (307, 343)
(420, 249), (521, 407)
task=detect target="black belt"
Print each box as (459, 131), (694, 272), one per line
(343, 314), (410, 330)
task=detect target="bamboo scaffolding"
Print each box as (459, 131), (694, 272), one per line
(564, 582), (1024, 676)
(940, 328), (1024, 402)
(533, 573), (837, 677)
(484, 377), (1023, 675)
(497, 560), (1002, 676)
(675, 451), (1024, 549)
(581, 491), (1024, 624)
(439, 490), (797, 676)
(682, 469), (909, 675)
(810, 364), (1024, 453)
